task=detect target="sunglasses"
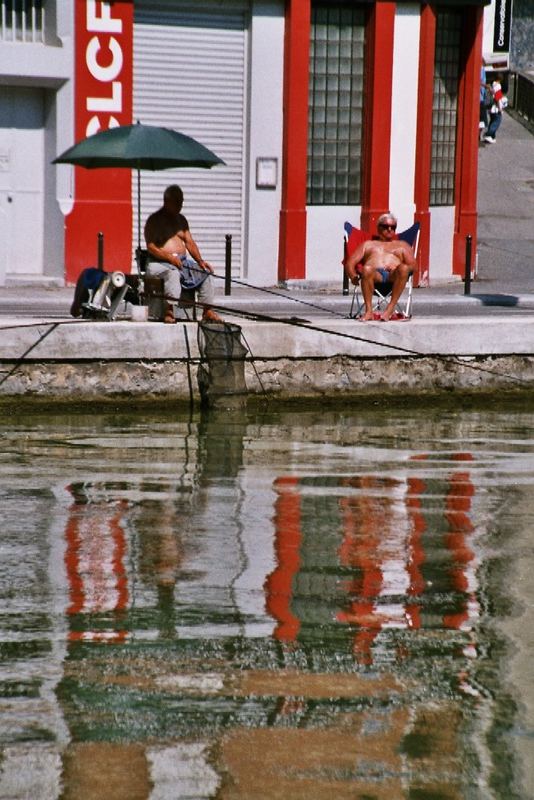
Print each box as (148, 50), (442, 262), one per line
(379, 223), (397, 231)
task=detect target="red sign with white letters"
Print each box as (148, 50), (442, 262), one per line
(65, 0), (133, 283)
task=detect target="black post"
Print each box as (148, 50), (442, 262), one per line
(342, 239), (349, 295)
(464, 234), (472, 296)
(97, 231), (104, 271)
(225, 234), (232, 296)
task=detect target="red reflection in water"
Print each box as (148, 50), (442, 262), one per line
(337, 476), (399, 664)
(265, 457), (478, 666)
(444, 453), (475, 630)
(405, 474), (427, 631)
(264, 477), (302, 641)
(64, 485), (129, 643)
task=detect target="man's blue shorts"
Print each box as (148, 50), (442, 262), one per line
(377, 267), (391, 284)
(179, 256), (208, 290)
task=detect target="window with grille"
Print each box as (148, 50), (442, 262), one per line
(307, 2), (366, 206)
(430, 9), (462, 206)
(0, 0), (45, 43)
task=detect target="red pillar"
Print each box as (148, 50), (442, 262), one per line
(413, 4), (436, 287)
(278, 0), (310, 282)
(453, 7), (483, 277)
(65, 0), (134, 283)
(360, 2), (396, 233)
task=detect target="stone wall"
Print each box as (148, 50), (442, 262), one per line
(1, 354), (533, 406)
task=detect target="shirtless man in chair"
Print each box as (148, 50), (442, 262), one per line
(345, 213), (416, 321)
(144, 184), (222, 324)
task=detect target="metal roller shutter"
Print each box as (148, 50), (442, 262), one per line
(133, 1), (248, 276)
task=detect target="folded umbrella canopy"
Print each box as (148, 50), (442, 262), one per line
(53, 121), (225, 248)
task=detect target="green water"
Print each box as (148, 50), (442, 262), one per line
(0, 403), (533, 799)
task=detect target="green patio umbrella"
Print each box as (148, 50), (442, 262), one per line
(53, 121), (225, 248)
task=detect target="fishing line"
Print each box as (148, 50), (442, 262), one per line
(209, 271), (347, 318)
(182, 325), (194, 411)
(0, 322), (61, 388)
(238, 328), (267, 397)
(477, 242), (534, 264)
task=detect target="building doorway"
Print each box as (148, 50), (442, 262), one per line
(0, 87), (45, 285)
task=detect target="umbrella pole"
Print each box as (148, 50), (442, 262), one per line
(137, 168), (141, 250)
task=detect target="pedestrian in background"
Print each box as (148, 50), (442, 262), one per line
(484, 73), (508, 144)
(479, 64), (492, 140)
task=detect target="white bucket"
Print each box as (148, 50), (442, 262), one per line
(131, 304), (149, 322)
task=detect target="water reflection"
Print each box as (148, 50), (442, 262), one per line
(65, 484), (130, 643)
(0, 405), (533, 798)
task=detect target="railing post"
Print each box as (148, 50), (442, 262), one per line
(225, 234), (232, 296)
(464, 234), (472, 296)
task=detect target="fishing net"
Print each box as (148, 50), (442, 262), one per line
(197, 322), (249, 407)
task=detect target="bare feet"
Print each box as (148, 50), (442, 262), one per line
(202, 308), (224, 323)
(163, 303), (176, 324)
(360, 310), (374, 321)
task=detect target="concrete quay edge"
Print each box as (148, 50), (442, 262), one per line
(0, 314), (533, 403)
(0, 314), (534, 361)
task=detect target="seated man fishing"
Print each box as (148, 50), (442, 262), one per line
(144, 184), (222, 324)
(344, 212), (416, 321)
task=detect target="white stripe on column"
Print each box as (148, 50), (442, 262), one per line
(389, 4), (420, 227)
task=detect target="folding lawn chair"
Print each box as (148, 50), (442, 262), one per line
(344, 221), (420, 320)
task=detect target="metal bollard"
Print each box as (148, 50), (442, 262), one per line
(97, 231), (104, 271)
(464, 234), (472, 296)
(225, 234), (232, 296)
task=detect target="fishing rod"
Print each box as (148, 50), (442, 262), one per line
(207, 301), (421, 356)
(0, 319), (87, 332)
(205, 300), (531, 388)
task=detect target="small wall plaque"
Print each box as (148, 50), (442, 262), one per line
(256, 157), (278, 189)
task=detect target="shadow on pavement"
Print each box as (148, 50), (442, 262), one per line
(472, 294), (520, 306)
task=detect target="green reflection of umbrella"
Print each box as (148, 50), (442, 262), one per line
(53, 121), (225, 248)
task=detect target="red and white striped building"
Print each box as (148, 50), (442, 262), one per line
(0, 0), (489, 288)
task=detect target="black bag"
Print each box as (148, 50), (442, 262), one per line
(483, 86), (493, 109)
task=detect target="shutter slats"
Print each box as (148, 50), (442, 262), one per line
(133, 4), (247, 274)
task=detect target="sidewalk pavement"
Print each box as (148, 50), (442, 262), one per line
(2, 277), (534, 323)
